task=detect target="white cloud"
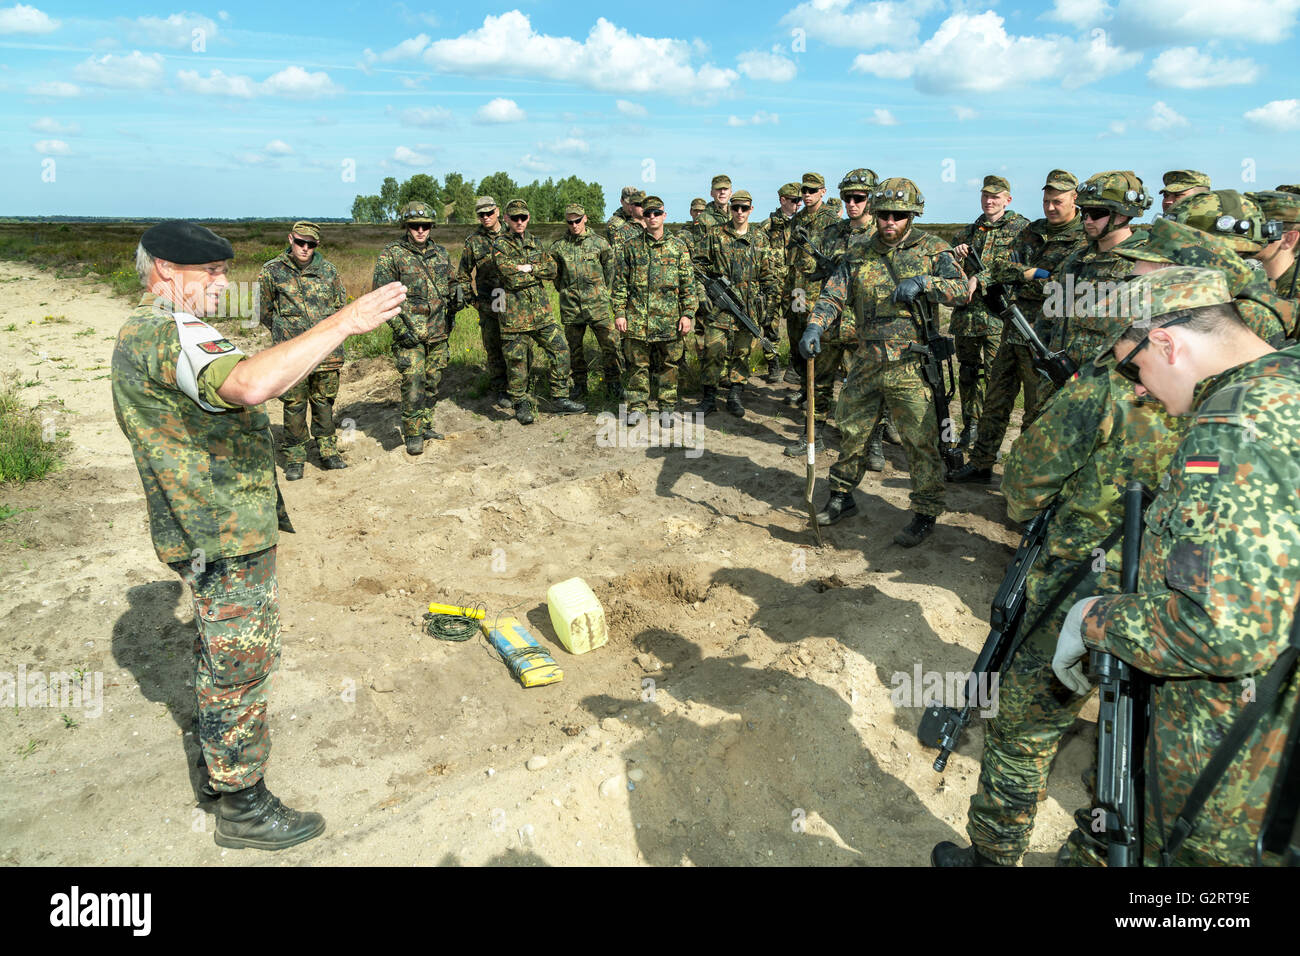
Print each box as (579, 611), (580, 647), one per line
(519, 153), (553, 173)
(401, 106), (452, 127)
(27, 80), (79, 97)
(540, 136), (590, 155)
(177, 66), (339, 98)
(476, 97), (525, 123)
(260, 66), (340, 98)
(1244, 98), (1300, 131)
(1146, 100), (1189, 131)
(364, 33), (430, 63)
(74, 50), (166, 89)
(122, 13), (218, 48)
(30, 116), (79, 134)
(1111, 0), (1300, 44)
(424, 11), (738, 98)
(616, 99), (647, 117)
(394, 145), (433, 166)
(1042, 0), (1113, 29)
(869, 108), (899, 126)
(399, 76), (428, 89)
(33, 138), (69, 154)
(1147, 47), (1259, 88)
(1109, 120), (1127, 134)
(851, 12), (1141, 93)
(726, 110), (779, 126)
(234, 151), (266, 166)
(0, 3), (58, 34)
(780, 0), (942, 49)
(737, 49), (796, 82)
(177, 69), (257, 97)
(952, 106), (978, 121)
(265, 139), (293, 155)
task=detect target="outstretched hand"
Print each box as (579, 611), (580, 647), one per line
(342, 282), (407, 336)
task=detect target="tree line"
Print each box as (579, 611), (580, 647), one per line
(351, 173), (606, 225)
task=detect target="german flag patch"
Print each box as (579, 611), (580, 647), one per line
(1184, 458), (1220, 476)
(198, 339), (235, 354)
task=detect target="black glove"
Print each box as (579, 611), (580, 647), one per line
(891, 276), (928, 304)
(799, 324), (823, 360)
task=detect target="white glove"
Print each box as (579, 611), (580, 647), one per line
(1052, 597), (1101, 695)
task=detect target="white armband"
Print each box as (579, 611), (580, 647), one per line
(173, 312), (243, 412)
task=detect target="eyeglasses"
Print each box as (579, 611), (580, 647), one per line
(566, 218), (584, 225)
(509, 214), (529, 223)
(407, 224), (431, 231)
(801, 187), (820, 194)
(291, 236), (318, 248)
(1081, 207), (1111, 221)
(631, 201), (644, 208)
(477, 210), (496, 218)
(844, 194), (870, 204)
(643, 209), (665, 218)
(876, 211), (909, 222)
(730, 204), (751, 212)
(1114, 314), (1194, 384)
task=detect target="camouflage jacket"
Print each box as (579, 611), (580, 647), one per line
(690, 223), (779, 333)
(373, 237), (463, 344)
(611, 231), (698, 342)
(605, 209), (642, 248)
(1082, 346), (1300, 866)
(814, 219), (875, 341)
(549, 230), (614, 325)
(112, 293), (276, 564)
(489, 230), (559, 334)
(808, 226), (971, 363)
(763, 209), (795, 286)
(784, 201), (842, 316)
(457, 224), (507, 314)
(256, 249), (348, 370)
(1049, 227), (1150, 367)
(990, 214), (1087, 346)
(951, 210), (1031, 337)
(696, 200), (729, 230)
(1276, 261), (1299, 339)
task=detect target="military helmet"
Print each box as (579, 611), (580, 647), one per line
(1247, 190), (1300, 231)
(839, 168), (879, 196)
(400, 201), (436, 225)
(872, 178), (924, 215)
(1163, 189), (1278, 252)
(1075, 171), (1152, 219)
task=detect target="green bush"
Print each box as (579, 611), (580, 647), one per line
(0, 386), (62, 483)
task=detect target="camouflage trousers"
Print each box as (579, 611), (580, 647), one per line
(701, 321), (754, 390)
(830, 356), (945, 517)
(956, 334), (996, 427)
(564, 319), (623, 391)
(810, 337), (851, 425)
(477, 304), (508, 393)
(501, 323), (573, 403)
(170, 547), (280, 793)
(968, 340), (1046, 470)
(393, 338), (449, 438)
(280, 368), (340, 463)
(625, 337), (684, 411)
(966, 557), (1115, 866)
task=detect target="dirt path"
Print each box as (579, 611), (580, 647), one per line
(0, 260), (1092, 866)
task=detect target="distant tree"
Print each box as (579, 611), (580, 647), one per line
(379, 177), (400, 220)
(350, 194), (386, 223)
(478, 171), (519, 206)
(396, 174), (440, 213)
(440, 172), (477, 224)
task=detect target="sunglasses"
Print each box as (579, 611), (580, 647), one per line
(876, 211), (910, 222)
(477, 210), (496, 218)
(1081, 207), (1111, 221)
(291, 236), (318, 248)
(631, 201), (644, 208)
(407, 223), (431, 230)
(801, 187), (820, 194)
(844, 193), (870, 204)
(509, 214), (529, 223)
(1114, 314), (1194, 384)
(566, 218), (584, 225)
(643, 209), (665, 218)
(731, 204), (751, 212)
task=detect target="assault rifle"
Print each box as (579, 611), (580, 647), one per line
(918, 499), (1059, 770)
(1091, 480), (1149, 867)
(702, 274), (773, 351)
(963, 247), (1078, 388)
(906, 296), (964, 479)
(790, 226), (839, 283)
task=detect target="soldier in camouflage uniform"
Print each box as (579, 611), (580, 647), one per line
(373, 201), (466, 455)
(760, 182), (802, 383)
(782, 169), (878, 459)
(950, 175), (1031, 450)
(800, 177), (971, 547)
(490, 198), (586, 425)
(953, 170), (1087, 485)
(696, 174), (732, 230)
(1054, 268), (1300, 866)
(550, 202), (622, 399)
(606, 186), (645, 247)
(1249, 189), (1300, 333)
(784, 172), (842, 387)
(932, 270), (1191, 868)
(112, 220), (405, 849)
(256, 221), (349, 479)
(456, 195), (510, 406)
(612, 195), (698, 417)
(1159, 169), (1211, 213)
(691, 189), (778, 417)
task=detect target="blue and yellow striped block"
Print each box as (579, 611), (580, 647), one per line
(481, 616), (563, 688)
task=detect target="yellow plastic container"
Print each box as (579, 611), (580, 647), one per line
(547, 577), (608, 655)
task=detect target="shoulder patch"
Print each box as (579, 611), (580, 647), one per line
(198, 339), (236, 354)
(1194, 383), (1247, 422)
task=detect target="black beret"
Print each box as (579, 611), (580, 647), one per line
(141, 221), (234, 264)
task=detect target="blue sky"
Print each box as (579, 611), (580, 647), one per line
(2, 1), (1298, 222)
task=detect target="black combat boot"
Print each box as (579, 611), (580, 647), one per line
(726, 384), (745, 417)
(883, 416), (902, 445)
(214, 779), (325, 851)
(697, 387), (718, 414)
(931, 841), (1008, 867)
(765, 354), (783, 384)
(784, 428), (824, 457)
(284, 462), (304, 481)
(551, 397), (586, 414)
(421, 425), (444, 441)
(815, 490), (858, 526)
(321, 455), (347, 470)
(404, 435), (424, 455)
(894, 512), (937, 547)
(866, 424), (886, 472)
(514, 401), (535, 425)
(950, 462), (993, 484)
(958, 419), (978, 450)
(569, 382), (587, 401)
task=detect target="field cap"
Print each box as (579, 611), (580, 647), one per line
(141, 221), (234, 263)
(801, 172), (825, 188)
(641, 195), (665, 213)
(1161, 170), (1211, 194)
(779, 182), (801, 199)
(711, 174), (732, 189)
(290, 221), (320, 241)
(1044, 169), (1077, 191)
(981, 175), (1010, 195)
(564, 203), (585, 218)
(504, 198), (529, 215)
(475, 195), (498, 212)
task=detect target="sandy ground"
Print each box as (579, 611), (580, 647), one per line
(0, 260), (1096, 866)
